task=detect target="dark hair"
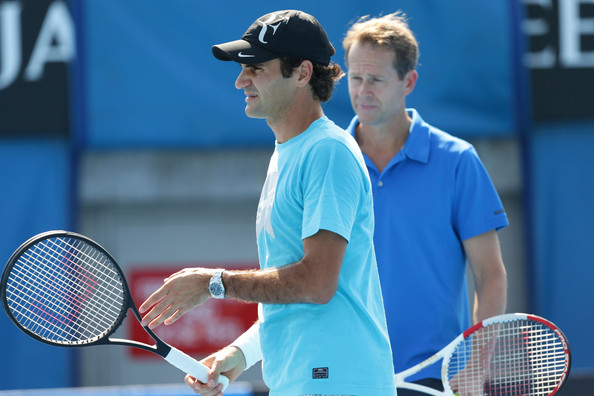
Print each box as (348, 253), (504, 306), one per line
(279, 57), (344, 103)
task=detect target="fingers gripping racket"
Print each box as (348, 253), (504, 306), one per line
(395, 313), (571, 396)
(1, 230), (229, 390)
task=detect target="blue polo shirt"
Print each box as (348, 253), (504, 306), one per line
(346, 109), (508, 381)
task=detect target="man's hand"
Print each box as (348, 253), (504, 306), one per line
(449, 326), (498, 396)
(139, 267), (215, 329)
(185, 346), (247, 395)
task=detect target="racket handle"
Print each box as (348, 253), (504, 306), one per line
(164, 346), (230, 391)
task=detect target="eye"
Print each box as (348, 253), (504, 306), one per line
(241, 64), (261, 73)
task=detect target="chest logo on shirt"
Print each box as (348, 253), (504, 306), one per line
(312, 367), (329, 379)
(256, 152), (278, 238)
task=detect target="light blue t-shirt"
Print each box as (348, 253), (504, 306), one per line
(346, 109), (509, 382)
(256, 116), (396, 396)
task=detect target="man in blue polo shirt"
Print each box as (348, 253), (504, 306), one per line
(342, 12), (509, 395)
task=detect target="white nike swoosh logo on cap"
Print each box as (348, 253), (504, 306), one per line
(238, 52), (255, 58)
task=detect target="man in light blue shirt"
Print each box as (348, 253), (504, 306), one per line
(140, 10), (396, 396)
(254, 116), (394, 395)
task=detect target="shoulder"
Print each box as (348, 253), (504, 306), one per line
(408, 108), (475, 160)
(308, 117), (364, 161)
(301, 119), (370, 186)
(422, 124), (482, 171)
(407, 110), (482, 174)
(428, 126), (473, 155)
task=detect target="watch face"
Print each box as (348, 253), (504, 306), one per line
(210, 283), (223, 296)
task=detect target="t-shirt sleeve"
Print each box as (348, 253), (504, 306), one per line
(300, 139), (365, 242)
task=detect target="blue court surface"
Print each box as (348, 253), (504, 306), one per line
(0, 383), (254, 396)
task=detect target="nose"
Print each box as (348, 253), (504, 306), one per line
(235, 69), (250, 89)
(358, 79), (373, 96)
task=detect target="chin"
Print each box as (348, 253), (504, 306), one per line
(356, 114), (378, 126)
(245, 109), (266, 119)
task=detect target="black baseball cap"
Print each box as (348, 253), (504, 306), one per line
(212, 10), (335, 66)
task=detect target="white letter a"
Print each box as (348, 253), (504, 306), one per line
(24, 1), (75, 81)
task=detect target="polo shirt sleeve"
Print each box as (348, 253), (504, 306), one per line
(453, 146), (509, 241)
(300, 139), (364, 243)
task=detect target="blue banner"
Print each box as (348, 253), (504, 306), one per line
(79, 0), (520, 148)
(529, 122), (594, 370)
(0, 139), (73, 390)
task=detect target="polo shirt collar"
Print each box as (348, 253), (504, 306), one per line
(347, 108), (430, 164)
(405, 108), (430, 164)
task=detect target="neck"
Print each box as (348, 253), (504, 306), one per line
(357, 110), (411, 152)
(269, 99), (324, 144)
(355, 109), (412, 172)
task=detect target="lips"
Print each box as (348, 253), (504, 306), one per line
(244, 92), (259, 103)
(357, 103), (376, 111)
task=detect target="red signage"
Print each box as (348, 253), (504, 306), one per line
(127, 264), (258, 359)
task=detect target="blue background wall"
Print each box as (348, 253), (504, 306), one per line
(80, 0), (519, 149)
(529, 123), (594, 370)
(0, 139), (73, 387)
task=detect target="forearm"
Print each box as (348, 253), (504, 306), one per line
(223, 260), (332, 304)
(465, 230), (508, 324)
(473, 269), (507, 323)
(222, 229), (344, 305)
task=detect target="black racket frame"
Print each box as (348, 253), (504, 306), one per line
(1, 230), (172, 357)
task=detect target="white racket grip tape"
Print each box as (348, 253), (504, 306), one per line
(164, 346), (229, 391)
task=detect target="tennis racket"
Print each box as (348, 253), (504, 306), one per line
(1, 230), (229, 390)
(394, 313), (571, 396)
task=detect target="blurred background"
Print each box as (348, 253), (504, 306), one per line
(0, 0), (592, 394)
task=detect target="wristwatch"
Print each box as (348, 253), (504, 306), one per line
(209, 270), (225, 299)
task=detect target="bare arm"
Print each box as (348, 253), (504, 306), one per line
(225, 229), (346, 304)
(463, 229), (507, 324)
(140, 229), (346, 328)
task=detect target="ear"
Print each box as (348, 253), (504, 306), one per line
(404, 70), (418, 95)
(296, 60), (314, 88)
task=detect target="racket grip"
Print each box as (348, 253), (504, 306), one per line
(164, 346), (230, 391)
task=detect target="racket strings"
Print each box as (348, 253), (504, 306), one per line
(25, 237), (124, 327)
(13, 239), (119, 321)
(6, 243), (111, 342)
(12, 245), (118, 326)
(5, 237), (126, 344)
(447, 319), (568, 395)
(7, 238), (122, 342)
(38, 239), (123, 323)
(24, 240), (121, 327)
